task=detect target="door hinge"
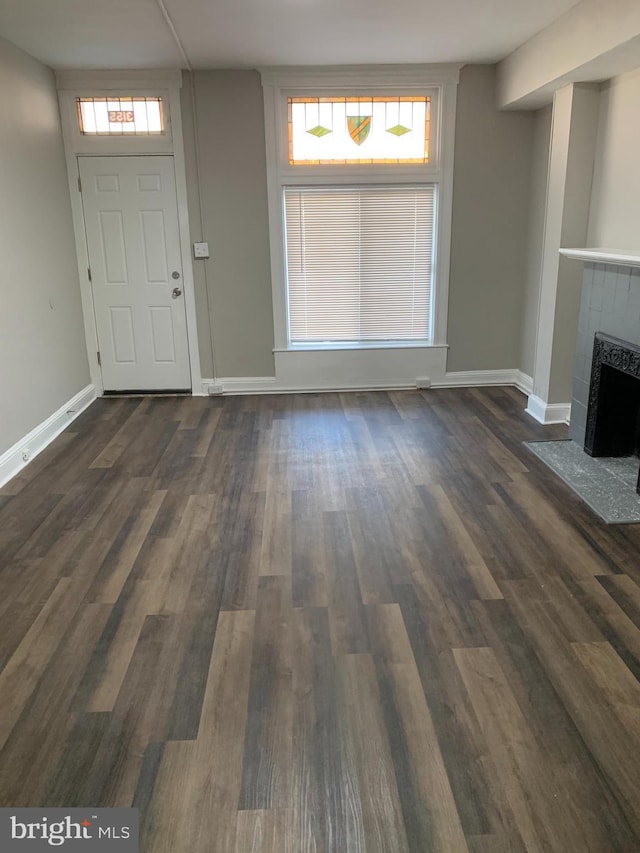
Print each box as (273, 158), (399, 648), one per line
(97, 351), (101, 366)
(87, 267), (92, 282)
(77, 175), (82, 192)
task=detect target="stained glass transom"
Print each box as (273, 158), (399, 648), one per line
(288, 96), (430, 165)
(77, 97), (165, 136)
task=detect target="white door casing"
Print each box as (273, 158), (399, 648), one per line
(79, 155), (191, 391)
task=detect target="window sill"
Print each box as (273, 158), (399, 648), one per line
(274, 341), (448, 353)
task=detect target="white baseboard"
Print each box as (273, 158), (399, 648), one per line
(525, 394), (571, 425)
(201, 368), (535, 397)
(203, 377), (418, 395)
(434, 369), (533, 394)
(203, 377), (277, 395)
(0, 384), (97, 488)
(515, 370), (534, 395)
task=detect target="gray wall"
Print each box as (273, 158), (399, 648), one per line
(520, 105), (551, 379)
(447, 65), (535, 373)
(179, 74), (215, 379)
(183, 64), (537, 379)
(0, 36), (89, 456)
(588, 67), (640, 249)
(182, 70), (274, 378)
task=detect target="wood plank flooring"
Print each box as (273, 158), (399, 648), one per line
(2, 387), (640, 851)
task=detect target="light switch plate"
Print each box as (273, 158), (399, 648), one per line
(193, 241), (210, 259)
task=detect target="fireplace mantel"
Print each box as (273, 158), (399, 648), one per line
(560, 248), (640, 268)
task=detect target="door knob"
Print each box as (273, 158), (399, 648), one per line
(172, 271), (181, 280)
(172, 287), (182, 299)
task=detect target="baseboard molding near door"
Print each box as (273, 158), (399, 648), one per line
(200, 377), (277, 395)
(525, 394), (571, 425)
(0, 384), (97, 488)
(201, 376), (418, 395)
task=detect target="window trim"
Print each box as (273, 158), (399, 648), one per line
(260, 65), (460, 353)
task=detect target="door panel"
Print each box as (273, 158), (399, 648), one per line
(140, 211), (170, 283)
(149, 307), (176, 362)
(110, 307), (136, 363)
(80, 156), (191, 391)
(99, 211), (128, 284)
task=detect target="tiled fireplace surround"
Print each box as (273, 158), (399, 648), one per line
(569, 262), (640, 446)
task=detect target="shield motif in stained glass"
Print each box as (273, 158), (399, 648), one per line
(347, 115), (371, 146)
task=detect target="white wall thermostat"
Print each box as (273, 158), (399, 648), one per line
(193, 242), (210, 259)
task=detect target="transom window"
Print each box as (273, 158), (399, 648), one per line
(288, 96), (431, 165)
(77, 97), (165, 136)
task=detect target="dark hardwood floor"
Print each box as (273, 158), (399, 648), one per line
(2, 387), (640, 851)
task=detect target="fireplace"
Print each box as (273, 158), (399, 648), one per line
(584, 332), (640, 493)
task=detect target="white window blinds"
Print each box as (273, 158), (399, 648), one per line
(284, 185), (435, 345)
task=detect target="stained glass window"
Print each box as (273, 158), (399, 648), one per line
(288, 96), (431, 165)
(77, 97), (165, 136)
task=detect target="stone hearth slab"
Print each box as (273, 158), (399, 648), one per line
(525, 439), (640, 524)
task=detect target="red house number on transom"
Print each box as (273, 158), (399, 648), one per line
(108, 110), (135, 123)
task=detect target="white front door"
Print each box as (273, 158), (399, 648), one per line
(79, 155), (191, 391)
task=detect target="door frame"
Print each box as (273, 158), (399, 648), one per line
(56, 70), (202, 396)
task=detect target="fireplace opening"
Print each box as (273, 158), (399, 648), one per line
(585, 332), (640, 493)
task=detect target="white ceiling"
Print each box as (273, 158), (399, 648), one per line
(0, 0), (583, 70)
